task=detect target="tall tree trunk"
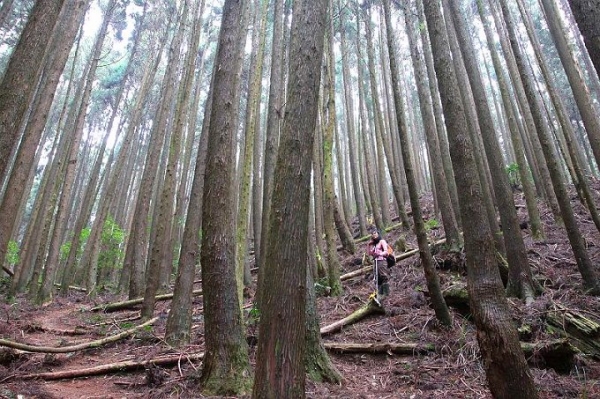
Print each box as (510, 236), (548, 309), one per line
(257, 0), (285, 283)
(423, 0), (539, 397)
(487, 0), (562, 222)
(142, 1), (192, 319)
(498, 0), (600, 294)
(11, 126), (62, 293)
(116, 39), (169, 294)
(165, 63), (214, 347)
(565, 0), (600, 78)
(20, 32), (83, 294)
(476, 0), (545, 241)
(338, 0), (367, 237)
(28, 67), (84, 300)
(446, 0), (540, 301)
(416, 0), (461, 230)
(0, 0), (88, 279)
(540, 0), (600, 175)
(62, 4), (146, 293)
(312, 126), (327, 278)
(384, 0), (451, 326)
(252, 0), (328, 395)
(445, 4), (506, 257)
(125, 7), (179, 300)
(334, 118), (351, 229)
(516, 0), (600, 234)
(0, 0), (67, 182)
(364, 9), (393, 228)
(356, 13), (382, 231)
(305, 241), (341, 384)
(36, 0), (116, 304)
(323, 23), (342, 296)
(236, 0), (268, 308)
(405, 1), (462, 252)
(199, 0), (251, 395)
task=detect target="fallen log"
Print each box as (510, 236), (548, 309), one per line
(546, 305), (600, 359)
(322, 339), (575, 373)
(54, 283), (87, 292)
(439, 288), (587, 372)
(0, 317), (159, 354)
(340, 266), (372, 282)
(90, 290), (203, 312)
(324, 341), (435, 355)
(521, 339), (579, 374)
(441, 282), (470, 315)
(13, 353), (204, 381)
(320, 298), (385, 336)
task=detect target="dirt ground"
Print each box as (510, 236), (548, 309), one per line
(1, 186), (600, 398)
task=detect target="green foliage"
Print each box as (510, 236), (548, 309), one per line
(120, 321), (134, 329)
(424, 219), (439, 231)
(506, 162), (520, 187)
(247, 304), (261, 326)
(98, 216), (125, 271)
(60, 227), (91, 262)
(315, 277), (332, 297)
(59, 241), (72, 262)
(5, 240), (20, 267)
(88, 54), (128, 121)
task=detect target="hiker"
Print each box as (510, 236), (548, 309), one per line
(368, 229), (390, 299)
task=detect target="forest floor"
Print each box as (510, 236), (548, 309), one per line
(1, 185), (600, 398)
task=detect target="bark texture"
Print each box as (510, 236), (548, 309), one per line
(252, 0), (328, 396)
(0, 0), (66, 181)
(199, 0), (251, 395)
(566, 0), (600, 77)
(423, 0), (539, 397)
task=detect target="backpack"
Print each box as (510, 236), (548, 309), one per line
(386, 243), (395, 267)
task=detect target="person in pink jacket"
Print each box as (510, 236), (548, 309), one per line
(367, 229), (390, 300)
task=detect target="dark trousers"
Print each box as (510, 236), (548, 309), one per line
(374, 259), (389, 295)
